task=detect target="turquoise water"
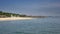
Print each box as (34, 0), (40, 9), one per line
(0, 17), (60, 34)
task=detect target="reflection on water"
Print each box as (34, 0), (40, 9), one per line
(0, 17), (60, 34)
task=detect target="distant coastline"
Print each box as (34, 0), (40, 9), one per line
(0, 11), (47, 21)
(0, 11), (47, 18)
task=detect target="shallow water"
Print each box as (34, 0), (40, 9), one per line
(0, 17), (60, 34)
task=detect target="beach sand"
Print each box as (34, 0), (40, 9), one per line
(0, 17), (32, 21)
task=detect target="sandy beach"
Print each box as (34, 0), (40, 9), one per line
(0, 17), (33, 21)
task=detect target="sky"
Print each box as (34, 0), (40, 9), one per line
(0, 0), (60, 16)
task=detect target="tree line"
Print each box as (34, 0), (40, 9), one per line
(0, 11), (26, 17)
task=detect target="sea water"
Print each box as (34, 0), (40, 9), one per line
(0, 17), (60, 34)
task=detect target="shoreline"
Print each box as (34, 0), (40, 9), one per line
(0, 17), (33, 21)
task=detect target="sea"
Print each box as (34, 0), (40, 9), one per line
(0, 17), (60, 34)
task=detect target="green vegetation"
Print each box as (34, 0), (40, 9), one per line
(0, 11), (27, 17)
(0, 11), (47, 18)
